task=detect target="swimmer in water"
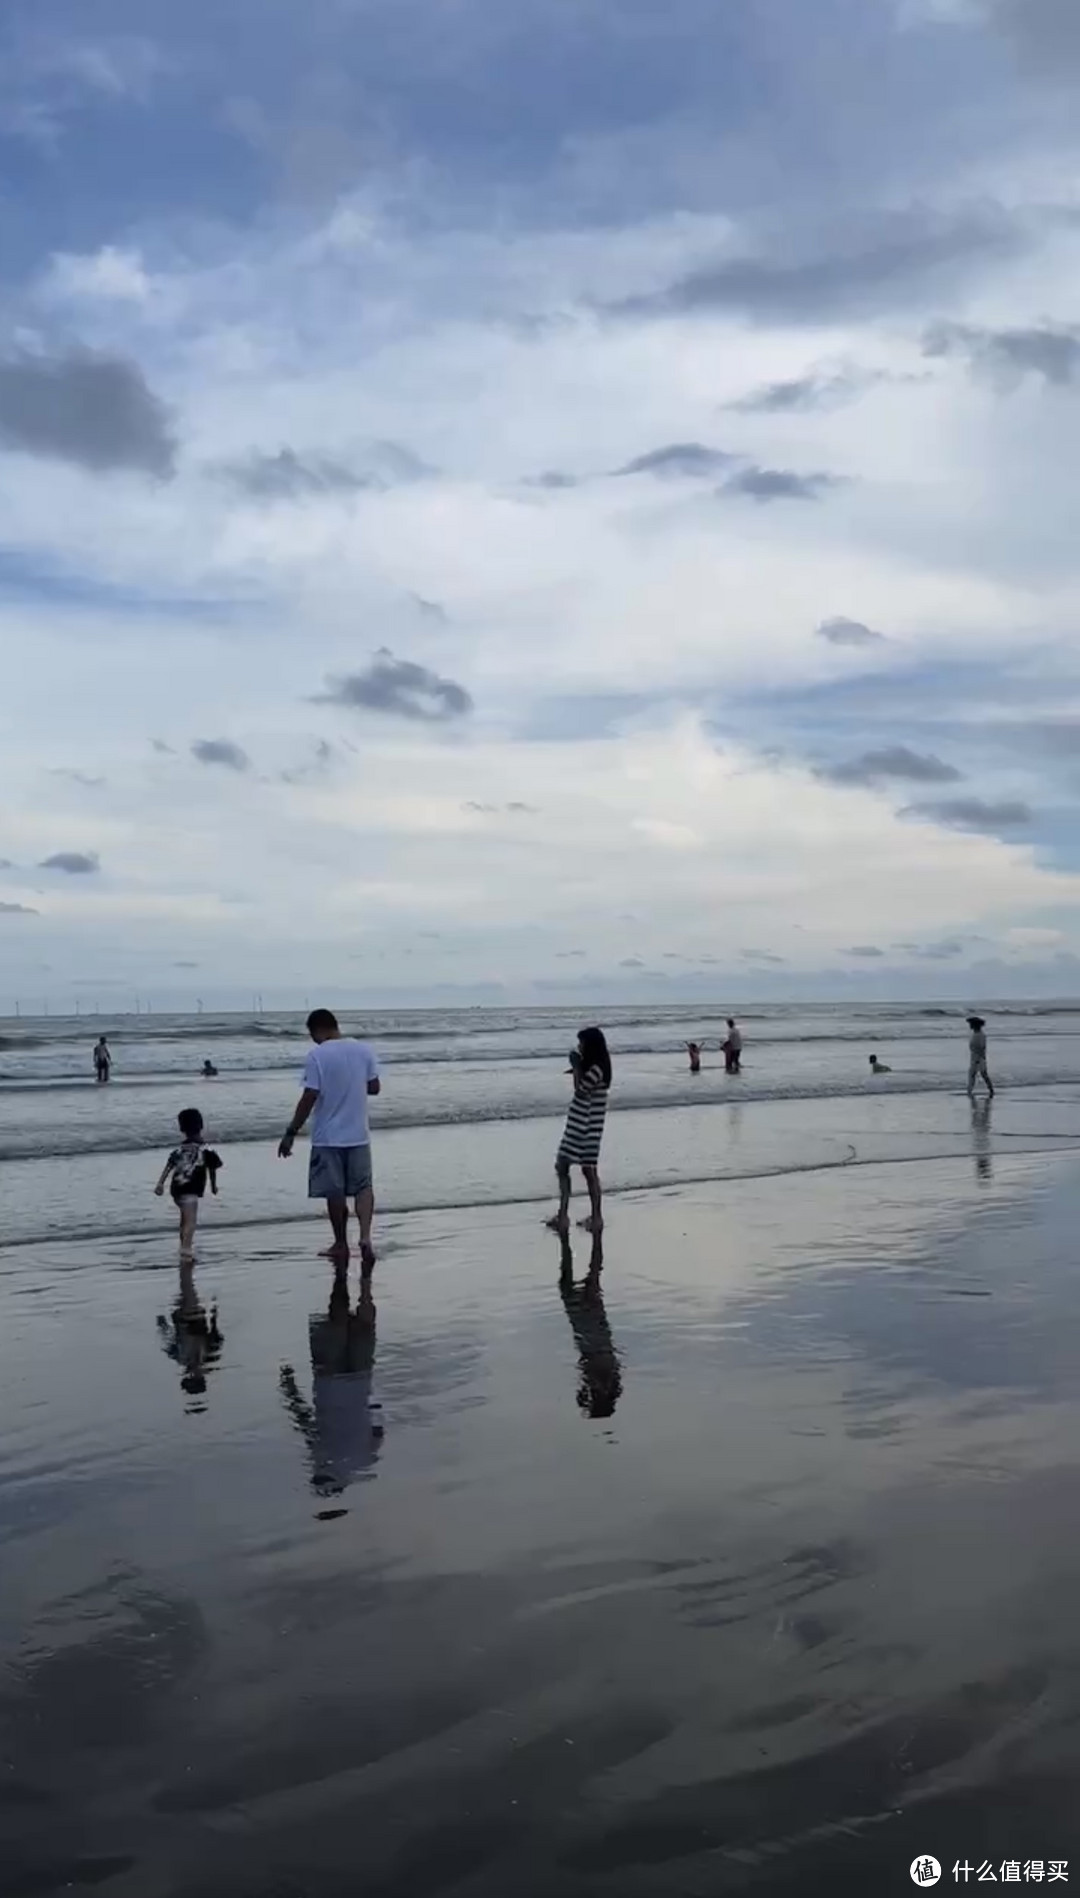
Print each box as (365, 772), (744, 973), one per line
(869, 1053), (891, 1074)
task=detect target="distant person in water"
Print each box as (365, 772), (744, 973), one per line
(154, 1107), (222, 1262)
(201, 1059), (218, 1077)
(547, 1026), (611, 1235)
(687, 1041), (702, 1074)
(869, 1053), (891, 1075)
(966, 1016), (994, 1097)
(278, 1008), (381, 1270)
(722, 1019), (742, 1074)
(93, 1035), (111, 1083)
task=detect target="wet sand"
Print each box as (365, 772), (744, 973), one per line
(3, 1152), (1080, 1894)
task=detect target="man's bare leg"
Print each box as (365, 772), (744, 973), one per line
(320, 1197), (349, 1261)
(356, 1186), (376, 1271)
(546, 1165), (572, 1232)
(579, 1165), (603, 1233)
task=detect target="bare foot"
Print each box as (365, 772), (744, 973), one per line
(545, 1216), (569, 1232)
(577, 1216), (603, 1234)
(320, 1243), (349, 1262)
(359, 1242), (376, 1273)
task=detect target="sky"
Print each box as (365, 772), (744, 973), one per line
(4, 0), (1080, 1009)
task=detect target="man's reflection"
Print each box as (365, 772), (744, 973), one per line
(157, 1260), (223, 1411)
(971, 1094), (993, 1183)
(280, 1271), (383, 1502)
(558, 1231), (623, 1420)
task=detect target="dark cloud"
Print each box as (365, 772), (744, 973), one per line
(279, 738), (336, 785)
(319, 650), (473, 722)
(619, 957), (645, 968)
(0, 347), (175, 476)
(614, 443), (735, 479)
(49, 768), (106, 787)
(815, 617), (886, 648)
(151, 739), (175, 754)
(904, 797), (1033, 833)
(173, 960), (200, 968)
(728, 368), (882, 414)
(525, 470), (579, 490)
(721, 467), (838, 503)
(845, 944), (886, 959)
(556, 949), (586, 960)
(226, 441), (433, 498)
(0, 901), (37, 914)
(741, 948), (787, 965)
(894, 939), (967, 961)
(463, 801), (497, 813)
(924, 320), (1080, 387)
(506, 801), (538, 813)
(223, 447), (376, 499)
(411, 594), (449, 622)
(39, 851), (99, 873)
(614, 208), (1018, 325)
(192, 738), (251, 772)
(819, 745), (962, 787)
(0, 859), (14, 868)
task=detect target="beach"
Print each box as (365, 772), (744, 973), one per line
(3, 1007), (1080, 1893)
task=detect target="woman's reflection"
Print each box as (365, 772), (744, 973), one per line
(280, 1271), (383, 1504)
(558, 1231), (623, 1420)
(156, 1260), (223, 1411)
(971, 1094), (993, 1183)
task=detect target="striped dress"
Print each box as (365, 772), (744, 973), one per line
(556, 1064), (609, 1169)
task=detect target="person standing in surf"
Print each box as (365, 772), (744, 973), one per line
(966, 1016), (994, 1098)
(278, 1009), (381, 1270)
(547, 1026), (611, 1236)
(93, 1035), (111, 1083)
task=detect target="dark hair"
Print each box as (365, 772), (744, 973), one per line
(178, 1107), (204, 1139)
(306, 1008), (339, 1035)
(578, 1026), (612, 1087)
(967, 1015), (985, 1030)
(727, 1018), (735, 1028)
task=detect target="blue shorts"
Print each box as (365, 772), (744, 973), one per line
(308, 1145), (373, 1199)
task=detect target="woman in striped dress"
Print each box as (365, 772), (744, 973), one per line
(547, 1026), (612, 1235)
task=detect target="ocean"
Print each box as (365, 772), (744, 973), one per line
(4, 999), (1080, 1250)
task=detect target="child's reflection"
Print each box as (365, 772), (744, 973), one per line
(558, 1231), (623, 1420)
(156, 1260), (223, 1412)
(971, 1094), (993, 1183)
(280, 1272), (383, 1503)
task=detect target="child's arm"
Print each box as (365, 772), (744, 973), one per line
(154, 1153), (176, 1196)
(206, 1150), (222, 1196)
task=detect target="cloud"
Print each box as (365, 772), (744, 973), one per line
(0, 347), (175, 476)
(819, 746), (963, 787)
(614, 443), (735, 479)
(49, 768), (106, 787)
(151, 740), (175, 755)
(0, 859), (13, 869)
(924, 320), (1080, 387)
(988, 0), (1080, 68)
(173, 960), (200, 968)
(506, 801), (539, 813)
(319, 651), (473, 722)
(728, 369), (882, 414)
(411, 595), (449, 622)
(191, 739), (251, 772)
(39, 851), (99, 873)
(46, 245), (151, 304)
(894, 939), (967, 959)
(845, 944), (886, 958)
(815, 617), (887, 648)
(524, 471), (579, 490)
(0, 901), (37, 915)
(556, 949), (586, 959)
(721, 467), (838, 503)
(222, 448), (378, 500)
(619, 957), (645, 968)
(741, 949), (787, 965)
(614, 208), (1019, 324)
(904, 797), (1033, 832)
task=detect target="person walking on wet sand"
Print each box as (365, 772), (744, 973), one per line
(278, 1008), (381, 1270)
(154, 1107), (222, 1261)
(547, 1026), (611, 1235)
(93, 1035), (111, 1083)
(966, 1015), (994, 1098)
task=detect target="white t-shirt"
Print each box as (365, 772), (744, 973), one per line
(302, 1038), (380, 1147)
(727, 1026), (742, 1051)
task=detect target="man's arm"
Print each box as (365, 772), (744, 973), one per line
(278, 1087), (319, 1158)
(368, 1077), (381, 1096)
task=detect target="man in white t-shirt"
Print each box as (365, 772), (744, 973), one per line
(278, 1008), (381, 1268)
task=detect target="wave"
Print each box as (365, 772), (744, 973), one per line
(4, 1072), (1080, 1162)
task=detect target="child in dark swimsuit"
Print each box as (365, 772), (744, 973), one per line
(154, 1107), (222, 1260)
